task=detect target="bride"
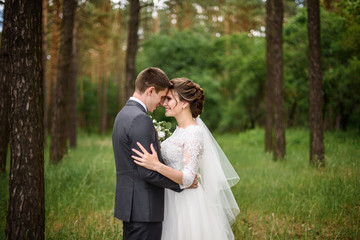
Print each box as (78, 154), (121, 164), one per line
(132, 78), (240, 240)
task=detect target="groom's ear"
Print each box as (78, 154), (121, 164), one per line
(146, 86), (155, 95)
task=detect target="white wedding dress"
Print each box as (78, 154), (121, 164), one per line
(160, 118), (240, 240)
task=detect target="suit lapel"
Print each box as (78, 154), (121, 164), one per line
(126, 100), (147, 114)
(126, 99), (163, 161)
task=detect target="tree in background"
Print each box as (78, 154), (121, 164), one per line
(265, 0), (274, 152)
(50, 0), (77, 163)
(2, 0), (45, 238)
(308, 0), (324, 166)
(272, 0), (286, 160)
(68, 16), (79, 147)
(42, 0), (48, 145)
(20, 0), (357, 135)
(76, 1), (120, 133)
(114, 7), (127, 109)
(0, 0), (10, 175)
(46, 0), (61, 134)
(125, 0), (140, 99)
(99, 0), (112, 134)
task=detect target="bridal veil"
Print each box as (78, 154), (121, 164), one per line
(195, 117), (240, 225)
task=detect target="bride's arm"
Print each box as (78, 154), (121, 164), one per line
(132, 142), (184, 185)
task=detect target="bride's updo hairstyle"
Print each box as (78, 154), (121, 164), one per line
(170, 78), (205, 118)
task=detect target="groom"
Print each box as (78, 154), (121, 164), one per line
(112, 67), (183, 240)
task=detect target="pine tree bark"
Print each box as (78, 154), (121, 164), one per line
(125, 0), (140, 99)
(0, 4), (10, 174)
(272, 0), (286, 160)
(50, 0), (77, 163)
(265, 0), (274, 152)
(2, 0), (45, 239)
(308, 0), (325, 166)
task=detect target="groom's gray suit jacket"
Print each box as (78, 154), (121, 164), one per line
(112, 100), (182, 222)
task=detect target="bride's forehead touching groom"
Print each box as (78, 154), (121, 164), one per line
(130, 77), (240, 240)
(112, 67), (184, 240)
(112, 67), (239, 240)
(132, 68), (169, 113)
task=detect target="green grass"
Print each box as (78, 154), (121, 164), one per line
(0, 129), (359, 239)
(218, 129), (360, 239)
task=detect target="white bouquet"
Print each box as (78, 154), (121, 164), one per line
(151, 117), (173, 143)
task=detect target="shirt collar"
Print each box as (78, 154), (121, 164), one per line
(129, 97), (147, 112)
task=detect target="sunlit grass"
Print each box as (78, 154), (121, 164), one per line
(44, 134), (122, 239)
(0, 129), (359, 239)
(217, 129), (360, 239)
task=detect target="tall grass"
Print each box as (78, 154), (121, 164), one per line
(0, 129), (359, 239)
(218, 129), (360, 239)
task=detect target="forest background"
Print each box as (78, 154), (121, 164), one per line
(0, 0), (359, 239)
(72, 0), (360, 134)
(11, 0), (359, 136)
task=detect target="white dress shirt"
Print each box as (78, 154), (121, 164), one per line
(129, 97), (147, 112)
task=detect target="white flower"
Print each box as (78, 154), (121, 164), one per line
(158, 131), (165, 138)
(150, 116), (173, 143)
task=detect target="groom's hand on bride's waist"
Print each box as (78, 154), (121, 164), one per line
(188, 174), (199, 189)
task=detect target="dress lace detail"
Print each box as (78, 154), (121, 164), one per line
(159, 120), (237, 240)
(161, 125), (204, 188)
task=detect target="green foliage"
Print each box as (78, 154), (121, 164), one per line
(77, 76), (119, 134)
(283, 9), (310, 127)
(1, 130), (359, 239)
(136, 6), (360, 132)
(137, 31), (266, 131)
(283, 8), (360, 130)
(138, 30), (223, 130)
(73, 3), (360, 132)
(77, 77), (98, 133)
(138, 30), (215, 78)
(216, 34), (266, 132)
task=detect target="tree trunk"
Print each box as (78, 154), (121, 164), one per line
(2, 0), (45, 239)
(328, 105), (334, 131)
(176, 0), (183, 31)
(125, 0), (140, 99)
(97, 49), (104, 133)
(323, 0), (332, 10)
(115, 8), (126, 109)
(288, 101), (297, 127)
(265, 0), (274, 152)
(50, 0), (77, 164)
(0, 4), (11, 175)
(46, 0), (61, 134)
(182, 1), (193, 30)
(101, 44), (109, 134)
(68, 19), (78, 148)
(308, 0), (324, 166)
(102, 73), (109, 133)
(42, 0), (48, 146)
(272, 0), (286, 160)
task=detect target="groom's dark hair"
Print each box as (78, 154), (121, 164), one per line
(135, 67), (171, 94)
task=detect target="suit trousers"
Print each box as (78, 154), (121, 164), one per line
(123, 221), (162, 240)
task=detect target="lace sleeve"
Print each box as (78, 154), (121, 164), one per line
(180, 127), (204, 189)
